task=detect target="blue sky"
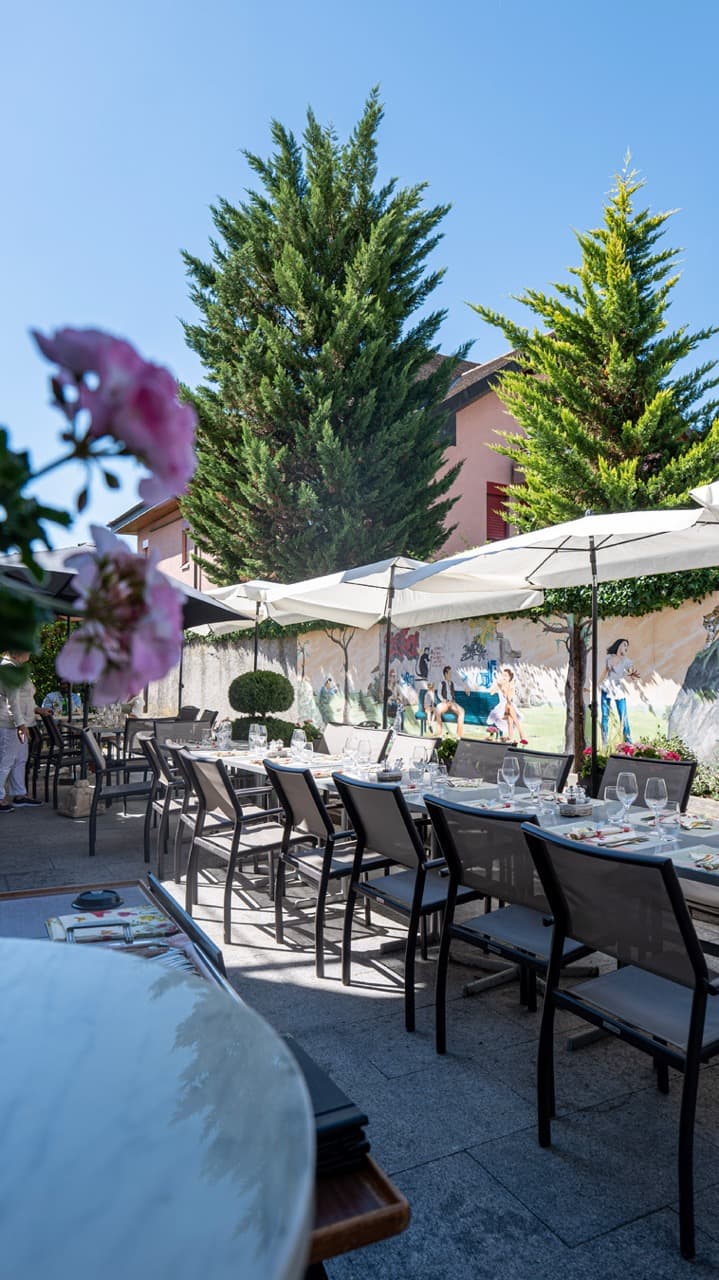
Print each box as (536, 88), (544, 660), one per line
(3, 0), (718, 544)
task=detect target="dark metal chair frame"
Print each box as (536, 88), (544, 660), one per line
(598, 753), (696, 811)
(264, 760), (393, 979)
(181, 754), (300, 943)
(165, 748), (272, 886)
(81, 730), (153, 857)
(523, 823), (719, 1261)
(44, 714), (85, 808)
(139, 738), (186, 879)
(425, 798), (589, 1054)
(333, 774), (483, 1033)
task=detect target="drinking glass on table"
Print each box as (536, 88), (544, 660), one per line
(616, 771), (638, 821)
(357, 738), (372, 768)
(254, 724), (268, 753)
(412, 744), (427, 767)
(434, 764), (449, 793)
(290, 728), (306, 758)
(345, 733), (360, 766)
(603, 787), (624, 824)
(523, 760), (542, 806)
(660, 801), (681, 843)
(248, 723), (261, 752)
(645, 777), (668, 840)
(501, 755), (520, 798)
(496, 772), (513, 804)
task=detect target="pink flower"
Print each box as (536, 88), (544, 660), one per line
(32, 326), (197, 504)
(663, 750), (681, 761)
(56, 525), (184, 703)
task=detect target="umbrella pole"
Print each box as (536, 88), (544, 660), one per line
(589, 538), (599, 796)
(177, 643), (184, 716)
(254, 603), (260, 672)
(382, 566), (396, 731)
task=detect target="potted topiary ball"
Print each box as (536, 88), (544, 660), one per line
(228, 670), (296, 745)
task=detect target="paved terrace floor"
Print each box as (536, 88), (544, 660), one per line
(3, 798), (719, 1278)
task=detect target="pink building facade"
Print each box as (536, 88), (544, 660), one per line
(109, 351), (522, 578)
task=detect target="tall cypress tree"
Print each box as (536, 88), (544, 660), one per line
(181, 90), (466, 582)
(472, 165), (719, 756)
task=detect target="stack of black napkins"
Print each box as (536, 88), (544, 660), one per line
(283, 1034), (370, 1175)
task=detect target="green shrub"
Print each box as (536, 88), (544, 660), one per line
(231, 715), (296, 744)
(436, 737), (458, 767)
(228, 670), (294, 716)
(692, 756), (719, 798)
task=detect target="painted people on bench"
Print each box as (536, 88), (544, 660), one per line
(435, 666), (466, 738)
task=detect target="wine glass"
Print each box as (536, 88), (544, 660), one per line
(290, 728), (306, 758)
(345, 733), (360, 765)
(501, 755), (520, 798)
(248, 723), (260, 753)
(254, 724), (268, 753)
(616, 771), (638, 821)
(645, 777), (668, 840)
(523, 760), (542, 806)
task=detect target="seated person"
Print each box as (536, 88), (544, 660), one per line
(435, 666), (466, 738)
(41, 682), (83, 716)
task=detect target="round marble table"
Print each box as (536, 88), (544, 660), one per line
(0, 939), (315, 1280)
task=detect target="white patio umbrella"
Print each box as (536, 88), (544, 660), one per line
(397, 498), (719, 790)
(189, 580), (309, 670)
(269, 555), (543, 728)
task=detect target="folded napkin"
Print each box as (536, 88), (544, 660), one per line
(686, 847), (719, 871)
(447, 778), (482, 789)
(679, 815), (714, 830)
(567, 824), (648, 848)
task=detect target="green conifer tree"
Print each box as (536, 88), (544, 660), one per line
(181, 90), (466, 582)
(472, 165), (719, 757)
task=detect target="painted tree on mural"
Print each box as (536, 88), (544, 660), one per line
(181, 88), (467, 582)
(473, 163), (719, 759)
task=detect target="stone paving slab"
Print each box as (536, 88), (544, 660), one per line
(4, 799), (719, 1273)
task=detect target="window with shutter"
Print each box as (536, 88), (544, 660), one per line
(486, 481), (508, 541)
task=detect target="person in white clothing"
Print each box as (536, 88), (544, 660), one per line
(600, 637), (639, 746)
(0, 652), (44, 811)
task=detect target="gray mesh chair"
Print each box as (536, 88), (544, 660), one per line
(178, 705), (200, 721)
(182, 754), (303, 943)
(155, 721), (207, 746)
(81, 730), (153, 857)
(450, 739), (508, 782)
(264, 760), (393, 978)
(123, 718), (157, 759)
(317, 724), (391, 761)
(509, 747), (573, 795)
(598, 754), (696, 810)
(166, 747), (271, 885)
(44, 714), (84, 808)
(426, 798), (588, 1053)
(139, 738), (186, 879)
(333, 774), (483, 1033)
(524, 824), (719, 1261)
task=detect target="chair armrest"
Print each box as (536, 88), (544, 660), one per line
(330, 829), (355, 844)
(425, 857), (447, 870)
(232, 784), (274, 799)
(242, 806), (285, 824)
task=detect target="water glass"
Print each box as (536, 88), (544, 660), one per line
(603, 786), (624, 824)
(660, 801), (681, 844)
(290, 728), (307, 758)
(434, 764), (449, 793)
(248, 723), (262, 752)
(254, 724), (268, 753)
(357, 738), (372, 767)
(412, 745), (427, 767)
(497, 774), (513, 804)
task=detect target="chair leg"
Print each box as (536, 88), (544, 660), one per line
(274, 859), (286, 943)
(88, 792), (100, 857)
(314, 877), (330, 979)
(404, 916), (420, 1033)
(420, 916), (428, 962)
(655, 1058), (670, 1094)
(53, 755), (61, 809)
(435, 921), (453, 1055)
(678, 1051), (701, 1259)
(174, 816), (188, 884)
(143, 797), (154, 865)
(537, 994), (556, 1145)
(184, 841), (199, 914)
(341, 884), (358, 987)
(223, 843), (241, 945)
(525, 967), (538, 1014)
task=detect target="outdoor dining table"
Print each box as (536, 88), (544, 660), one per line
(186, 748), (719, 902)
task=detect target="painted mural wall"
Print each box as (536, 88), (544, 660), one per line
(148, 591), (719, 761)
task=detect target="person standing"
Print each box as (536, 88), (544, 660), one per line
(0, 652), (44, 811)
(600, 638), (638, 746)
(435, 665), (466, 738)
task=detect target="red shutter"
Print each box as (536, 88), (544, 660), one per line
(486, 482), (508, 541)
